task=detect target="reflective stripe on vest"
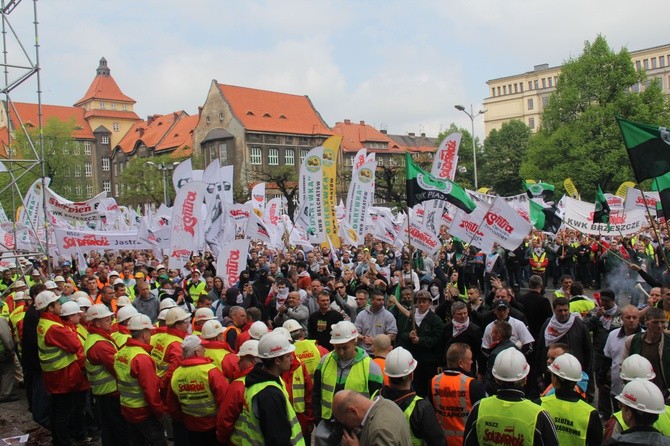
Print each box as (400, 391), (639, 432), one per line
(84, 332), (118, 395)
(37, 318), (78, 372)
(203, 346), (231, 372)
(540, 394), (592, 444)
(294, 339), (321, 377)
(613, 407), (670, 435)
(476, 396), (542, 445)
(114, 345), (150, 409)
(187, 281), (207, 302)
(431, 372), (472, 445)
(9, 307), (25, 347)
(290, 365), (307, 413)
(230, 379), (305, 446)
(171, 362), (218, 418)
(320, 354), (371, 420)
(531, 252), (547, 272)
(403, 396), (423, 446)
(150, 332), (182, 377)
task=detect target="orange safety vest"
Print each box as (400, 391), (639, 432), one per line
(431, 372), (473, 446)
(372, 357), (389, 385)
(530, 252), (547, 272)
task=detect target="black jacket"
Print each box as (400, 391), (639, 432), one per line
(379, 386), (446, 446)
(442, 322), (484, 374)
(516, 290), (553, 341)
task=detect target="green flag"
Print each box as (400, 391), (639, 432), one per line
(529, 200), (562, 233)
(617, 117), (670, 182)
(594, 185), (611, 226)
(405, 153), (476, 213)
(652, 171), (670, 222)
(524, 180), (555, 199)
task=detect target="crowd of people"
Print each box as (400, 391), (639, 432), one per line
(0, 226), (668, 445)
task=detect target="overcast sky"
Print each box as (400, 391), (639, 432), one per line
(3, 0), (667, 139)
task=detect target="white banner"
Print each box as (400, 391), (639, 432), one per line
(45, 187), (107, 222)
(449, 200), (493, 252)
(563, 196), (646, 236)
(251, 182), (266, 216)
(0, 202), (9, 224)
(353, 148), (367, 170)
(624, 188), (659, 211)
(54, 228), (153, 255)
(431, 132), (461, 181)
(245, 211), (271, 244)
(229, 204), (252, 235)
(403, 220), (441, 257)
(18, 178), (48, 249)
(345, 160), (375, 246)
(169, 181), (206, 273)
(296, 146), (326, 244)
(479, 196), (532, 250)
(216, 239), (250, 287)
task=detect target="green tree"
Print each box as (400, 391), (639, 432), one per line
(117, 154), (185, 207)
(480, 120), (531, 195)
(521, 35), (670, 199)
(253, 165), (299, 218)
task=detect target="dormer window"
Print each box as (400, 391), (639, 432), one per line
(219, 113), (224, 122)
(100, 102), (106, 109)
(246, 111), (254, 116)
(262, 113), (271, 118)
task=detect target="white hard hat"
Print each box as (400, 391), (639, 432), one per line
(621, 354), (656, 381)
(159, 298), (177, 311)
(182, 335), (202, 353)
(13, 291), (26, 301)
(157, 308), (169, 321)
(330, 321), (358, 345)
(116, 305), (139, 323)
(166, 307), (191, 326)
(127, 314), (153, 331)
(239, 339), (260, 357)
(76, 297), (92, 308)
(282, 319), (303, 333)
(384, 347), (418, 378)
(60, 301), (82, 317)
(201, 320), (225, 339)
(258, 331), (295, 358)
(72, 291), (90, 301)
(86, 304), (114, 321)
(547, 353), (582, 382)
(54, 276), (65, 283)
(492, 347), (529, 382)
(194, 308), (216, 322)
(109, 270), (120, 277)
(616, 378), (666, 414)
(31, 269), (40, 276)
(113, 278), (125, 286)
(249, 321), (269, 340)
(34, 290), (59, 310)
(44, 280), (58, 290)
(156, 264), (166, 270)
(116, 295), (132, 307)
(273, 326), (292, 342)
(13, 280), (26, 289)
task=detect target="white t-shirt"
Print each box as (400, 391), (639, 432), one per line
(482, 316), (534, 349)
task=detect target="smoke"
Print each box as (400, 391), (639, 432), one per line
(602, 263), (635, 305)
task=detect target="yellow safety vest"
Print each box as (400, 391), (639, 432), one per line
(111, 331), (130, 349)
(204, 346), (232, 372)
(171, 362), (218, 418)
(613, 407), (670, 435)
(290, 364), (307, 414)
(114, 345), (151, 409)
(37, 317), (78, 372)
(8, 306), (26, 348)
(187, 281), (207, 303)
(569, 299), (596, 318)
(476, 396), (543, 446)
(77, 323), (88, 343)
(540, 394), (593, 445)
(84, 333), (118, 396)
(294, 339), (321, 377)
(371, 390), (422, 446)
(320, 354), (371, 420)
(230, 379), (305, 446)
(150, 332), (183, 377)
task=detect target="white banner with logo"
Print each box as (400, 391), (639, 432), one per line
(479, 196), (532, 250)
(251, 182), (266, 216)
(624, 188), (659, 211)
(17, 178), (48, 249)
(403, 220), (441, 256)
(431, 132), (461, 181)
(296, 146), (326, 244)
(54, 228), (153, 255)
(345, 160), (375, 246)
(172, 158), (193, 191)
(228, 203), (252, 235)
(449, 199), (493, 252)
(169, 181), (206, 273)
(216, 238), (250, 287)
(562, 196), (646, 236)
(245, 211), (271, 244)
(45, 187), (107, 222)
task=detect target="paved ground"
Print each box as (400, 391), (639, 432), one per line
(0, 390), (51, 445)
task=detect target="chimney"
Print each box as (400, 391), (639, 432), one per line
(408, 132), (415, 137)
(173, 112), (179, 120)
(138, 127), (145, 137)
(359, 120), (365, 126)
(147, 114), (159, 126)
(344, 119), (351, 125)
(198, 106), (203, 118)
(380, 129), (387, 134)
(421, 132), (426, 137)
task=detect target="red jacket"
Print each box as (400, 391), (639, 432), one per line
(85, 326), (119, 396)
(216, 363), (254, 444)
(282, 353), (314, 432)
(221, 352), (242, 382)
(166, 356), (228, 432)
(40, 312), (89, 394)
(234, 329), (252, 351)
(159, 327), (186, 393)
(120, 338), (165, 423)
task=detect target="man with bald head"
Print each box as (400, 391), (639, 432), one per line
(333, 390), (412, 446)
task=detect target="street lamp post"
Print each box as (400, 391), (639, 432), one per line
(145, 161), (179, 205)
(454, 104), (486, 190)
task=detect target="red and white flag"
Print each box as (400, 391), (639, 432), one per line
(479, 196), (532, 250)
(169, 181), (206, 273)
(431, 133), (461, 180)
(216, 239), (250, 287)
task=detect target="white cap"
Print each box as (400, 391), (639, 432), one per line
(127, 314), (153, 331)
(194, 308), (216, 322)
(13, 291), (26, 301)
(258, 331), (295, 358)
(616, 378), (666, 414)
(249, 321), (269, 340)
(492, 347), (530, 382)
(86, 304), (114, 321)
(547, 353), (582, 382)
(282, 319), (303, 333)
(60, 301), (82, 317)
(239, 339), (260, 357)
(113, 278), (125, 286)
(109, 270), (120, 277)
(35, 290), (59, 310)
(31, 269), (41, 276)
(384, 347), (418, 378)
(156, 264), (166, 270)
(330, 321), (358, 345)
(621, 354), (656, 381)
(117, 305), (139, 323)
(159, 298), (177, 311)
(44, 280), (58, 290)
(72, 291), (90, 301)
(166, 307), (191, 326)
(76, 297), (92, 308)
(201, 320), (225, 339)
(116, 295), (132, 307)
(157, 308), (169, 321)
(182, 335), (202, 353)
(54, 276), (65, 282)
(273, 326), (292, 342)
(13, 280), (26, 289)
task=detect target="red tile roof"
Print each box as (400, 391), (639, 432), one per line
(217, 83), (333, 135)
(332, 120), (404, 153)
(157, 114), (198, 154)
(83, 109), (141, 120)
(0, 127), (8, 158)
(74, 72), (136, 106)
(114, 112), (196, 157)
(8, 102), (94, 139)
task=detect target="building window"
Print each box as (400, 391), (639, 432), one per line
(542, 97), (549, 108)
(250, 147), (262, 165)
(206, 116), (211, 124)
(65, 185), (71, 195)
(548, 77), (553, 87)
(643, 59), (649, 69)
(497, 86), (501, 95)
(113, 122), (120, 132)
(528, 81), (533, 90)
(268, 148), (279, 165)
(529, 118), (535, 129)
(660, 56), (665, 67)
(209, 145), (217, 163)
(74, 167), (81, 177)
(114, 163), (118, 176)
(114, 183), (119, 197)
(527, 98), (534, 110)
(219, 143), (228, 165)
(636, 60), (642, 70)
(100, 102), (106, 109)
(533, 80), (539, 89)
(514, 84), (518, 93)
(85, 162), (92, 177)
(651, 57), (657, 69)
(101, 136), (109, 145)
(300, 149), (308, 164)
(103, 181), (111, 193)
(111, 103), (117, 110)
(541, 78), (545, 88)
(74, 142), (81, 155)
(62, 144), (69, 155)
(84, 141), (92, 155)
(102, 158), (110, 171)
(491, 88), (495, 97)
(377, 158), (384, 167)
(503, 85), (507, 95)
(285, 136), (294, 144)
(299, 137), (309, 145)
(75, 185), (82, 196)
(122, 104), (128, 111)
(86, 185), (93, 197)
(285, 148), (295, 165)
(219, 113), (224, 122)
(520, 83), (524, 93)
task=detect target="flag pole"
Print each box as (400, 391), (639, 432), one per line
(406, 206), (416, 332)
(641, 190), (670, 270)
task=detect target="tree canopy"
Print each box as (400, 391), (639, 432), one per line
(480, 120), (530, 196)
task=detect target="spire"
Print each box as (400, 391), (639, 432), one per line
(96, 57), (110, 76)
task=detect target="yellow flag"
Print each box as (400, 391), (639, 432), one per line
(477, 187), (490, 194)
(563, 178), (580, 200)
(321, 135), (342, 248)
(615, 181), (636, 199)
